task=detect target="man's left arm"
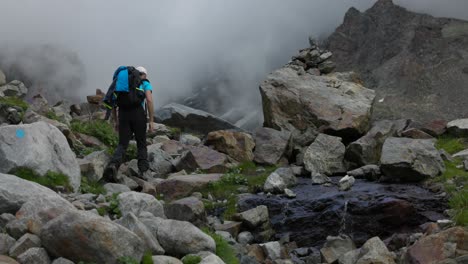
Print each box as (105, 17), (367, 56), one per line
(145, 90), (154, 132)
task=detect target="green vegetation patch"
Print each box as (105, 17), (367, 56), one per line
(203, 228), (239, 264)
(436, 135), (468, 154)
(0, 96), (29, 111)
(80, 177), (106, 195)
(9, 167), (72, 192)
(182, 255), (202, 264)
(71, 120), (118, 148)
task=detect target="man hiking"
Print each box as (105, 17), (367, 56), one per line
(103, 66), (154, 182)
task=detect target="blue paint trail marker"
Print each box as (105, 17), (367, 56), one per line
(16, 129), (25, 139)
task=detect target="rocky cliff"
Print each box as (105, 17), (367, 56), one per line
(326, 0), (468, 122)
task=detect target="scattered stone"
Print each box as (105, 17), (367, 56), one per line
(401, 128), (433, 139)
(193, 251), (226, 264)
(147, 144), (174, 177)
(261, 241), (282, 261)
(338, 249), (361, 264)
(238, 231), (255, 245)
(5, 220), (28, 240)
(40, 210), (144, 264)
(0, 122), (81, 191)
(175, 146), (228, 173)
(311, 173), (331, 185)
(116, 213), (165, 255)
(304, 134), (346, 176)
(0, 213), (15, 230)
(233, 205), (269, 229)
(206, 130), (256, 162)
(453, 149), (468, 160)
(318, 60), (336, 74)
(155, 103), (241, 134)
(291, 247), (321, 264)
(17, 247), (51, 264)
(264, 168), (297, 194)
(421, 119), (447, 137)
(164, 197), (206, 225)
(284, 188), (297, 198)
(104, 183), (131, 195)
(355, 237), (395, 264)
(0, 234), (15, 255)
(0, 255), (19, 264)
(117, 191), (166, 218)
(339, 176), (355, 191)
(151, 256), (183, 264)
(214, 221), (242, 238)
(253, 127), (291, 166)
(156, 174), (223, 200)
(447, 119), (468, 137)
(79, 150), (110, 182)
(0, 81), (28, 98)
(437, 219), (454, 229)
(439, 149), (454, 162)
(320, 235), (356, 264)
(216, 231), (236, 245)
(180, 134), (202, 146)
(9, 233), (41, 258)
(140, 216), (215, 257)
(347, 165), (381, 181)
(380, 137), (445, 182)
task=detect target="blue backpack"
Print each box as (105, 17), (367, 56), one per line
(103, 66), (145, 110)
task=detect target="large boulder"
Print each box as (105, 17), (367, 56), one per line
(304, 134), (346, 177)
(155, 103), (241, 134)
(164, 197), (206, 225)
(253, 127), (291, 165)
(320, 235), (356, 264)
(447, 119), (468, 137)
(260, 68), (375, 142)
(233, 205), (269, 229)
(345, 120), (410, 167)
(156, 174), (223, 200)
(404, 227), (468, 264)
(79, 150), (110, 182)
(175, 146), (228, 173)
(0, 173), (70, 215)
(0, 104), (23, 125)
(263, 167), (297, 194)
(0, 81), (28, 98)
(206, 130), (256, 162)
(140, 216), (216, 257)
(355, 237), (395, 264)
(380, 137), (445, 182)
(0, 122), (81, 191)
(40, 210), (145, 264)
(0, 70), (5, 86)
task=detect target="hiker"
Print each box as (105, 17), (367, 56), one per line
(103, 66), (155, 181)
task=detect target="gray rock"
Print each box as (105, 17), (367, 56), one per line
(117, 191), (166, 218)
(238, 231), (254, 245)
(338, 249), (361, 264)
(5, 220), (28, 239)
(0, 233), (16, 255)
(17, 247), (51, 264)
(140, 217), (216, 257)
(253, 127), (291, 166)
(0, 173), (71, 215)
(40, 210), (144, 264)
(0, 122), (81, 191)
(339, 176), (355, 191)
(261, 241), (282, 261)
(264, 168), (297, 194)
(30, 94), (50, 115)
(79, 150), (110, 182)
(194, 251), (226, 264)
(175, 146), (228, 174)
(284, 188), (297, 198)
(380, 137), (445, 182)
(304, 134), (346, 176)
(260, 69), (375, 142)
(453, 149), (468, 160)
(156, 173), (223, 200)
(0, 81), (28, 98)
(0, 104), (23, 125)
(0, 213), (15, 230)
(447, 119), (468, 137)
(9, 233), (41, 258)
(104, 183), (131, 195)
(345, 120), (407, 167)
(439, 149), (454, 162)
(320, 235), (356, 264)
(164, 197), (205, 225)
(155, 103), (241, 134)
(355, 237), (395, 264)
(116, 213), (164, 255)
(147, 144), (173, 177)
(347, 165), (381, 181)
(0, 70), (5, 86)
(151, 256), (183, 264)
(51, 258), (74, 264)
(234, 205), (269, 229)
(215, 231), (236, 245)
(180, 134), (202, 146)
(318, 60), (336, 74)
(311, 173), (331, 185)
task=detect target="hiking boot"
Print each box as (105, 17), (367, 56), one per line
(102, 163), (118, 183)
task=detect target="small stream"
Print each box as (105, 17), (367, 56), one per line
(238, 177), (447, 247)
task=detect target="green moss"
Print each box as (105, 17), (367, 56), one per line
(107, 193), (122, 218)
(436, 135), (468, 154)
(0, 96), (28, 111)
(182, 255), (202, 264)
(80, 177), (106, 195)
(45, 110), (61, 121)
(202, 228), (239, 264)
(141, 251), (154, 264)
(96, 207), (107, 216)
(449, 189), (468, 226)
(9, 167), (73, 192)
(71, 120), (118, 148)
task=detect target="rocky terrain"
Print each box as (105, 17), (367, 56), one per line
(326, 0), (468, 122)
(0, 3), (468, 263)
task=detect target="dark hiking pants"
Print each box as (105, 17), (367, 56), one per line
(109, 106), (149, 172)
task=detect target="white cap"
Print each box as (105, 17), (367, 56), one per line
(136, 66), (148, 75)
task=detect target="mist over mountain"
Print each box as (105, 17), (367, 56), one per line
(0, 0), (467, 116)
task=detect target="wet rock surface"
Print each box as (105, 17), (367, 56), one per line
(238, 177), (446, 247)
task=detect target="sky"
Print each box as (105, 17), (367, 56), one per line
(0, 0), (467, 115)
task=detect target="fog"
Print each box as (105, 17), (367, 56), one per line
(0, 0), (467, 115)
